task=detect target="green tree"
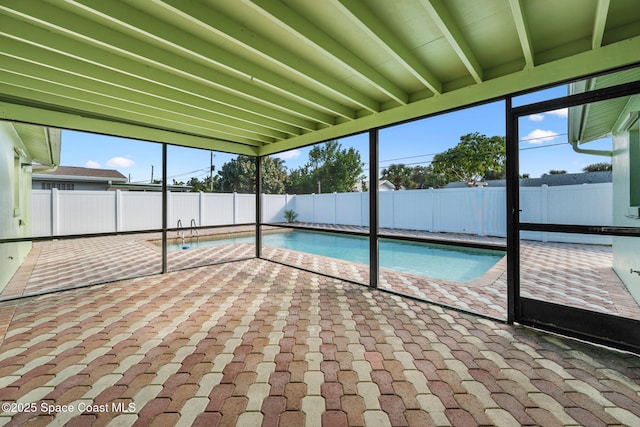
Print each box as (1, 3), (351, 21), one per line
(381, 164), (414, 190)
(261, 156), (288, 194)
(286, 140), (363, 194)
(582, 162), (612, 172)
(411, 165), (448, 189)
(186, 176), (220, 192)
(218, 155), (287, 194)
(544, 169), (567, 176)
(430, 132), (506, 185)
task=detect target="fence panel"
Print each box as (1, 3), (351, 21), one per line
(547, 183), (612, 225)
(391, 189), (435, 230)
(57, 190), (116, 234)
(294, 195), (315, 223)
(335, 192), (365, 226)
(235, 194), (256, 223)
(202, 193), (234, 225)
(120, 191), (162, 231)
(360, 192), (370, 227)
(432, 188), (480, 234)
(520, 187), (545, 241)
(379, 191), (393, 228)
(482, 188), (506, 237)
(520, 184), (612, 243)
(311, 194), (336, 224)
(168, 192), (200, 227)
(31, 190), (52, 237)
(546, 183), (612, 244)
(262, 194), (293, 223)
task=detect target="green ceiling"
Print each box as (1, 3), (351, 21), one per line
(1, 0), (639, 156)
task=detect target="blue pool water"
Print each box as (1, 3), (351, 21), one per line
(170, 230), (504, 283)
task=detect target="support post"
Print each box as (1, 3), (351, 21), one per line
(115, 190), (123, 232)
(506, 97), (519, 323)
(256, 156), (262, 258)
(369, 129), (379, 289)
(162, 143), (167, 274)
(51, 188), (59, 236)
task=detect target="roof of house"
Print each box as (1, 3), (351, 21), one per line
(10, 122), (61, 167)
(110, 182), (191, 192)
(32, 166), (127, 183)
(569, 68), (640, 144)
(445, 171), (612, 188)
(1, 2), (639, 156)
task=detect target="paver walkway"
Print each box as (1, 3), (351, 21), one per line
(1, 259), (639, 426)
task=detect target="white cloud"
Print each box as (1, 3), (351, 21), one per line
(85, 160), (101, 169)
(523, 129), (559, 144)
(275, 149), (301, 160)
(107, 157), (135, 167)
(548, 108), (568, 118)
(529, 114), (545, 122)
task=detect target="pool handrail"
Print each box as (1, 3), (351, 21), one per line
(176, 219), (185, 245)
(190, 219), (199, 243)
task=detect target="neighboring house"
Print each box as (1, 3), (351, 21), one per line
(445, 171), (613, 188)
(32, 165), (127, 191)
(379, 179), (400, 191)
(1, 121), (61, 290)
(568, 68), (640, 304)
(110, 182), (192, 192)
(353, 179), (400, 192)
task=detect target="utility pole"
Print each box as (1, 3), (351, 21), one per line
(210, 152), (215, 192)
(151, 165), (154, 183)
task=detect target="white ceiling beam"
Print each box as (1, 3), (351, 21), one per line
(247, 0), (409, 105)
(592, 0), (610, 49)
(335, 0), (442, 95)
(419, 0), (483, 83)
(508, 0), (535, 68)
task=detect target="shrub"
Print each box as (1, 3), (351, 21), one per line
(284, 209), (298, 223)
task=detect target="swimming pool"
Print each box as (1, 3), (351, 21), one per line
(166, 230), (504, 283)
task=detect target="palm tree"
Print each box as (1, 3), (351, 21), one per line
(381, 164), (413, 190)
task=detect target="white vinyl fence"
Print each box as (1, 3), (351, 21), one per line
(31, 189), (258, 236)
(31, 183), (613, 244)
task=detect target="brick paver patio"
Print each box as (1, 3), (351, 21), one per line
(1, 258), (640, 426)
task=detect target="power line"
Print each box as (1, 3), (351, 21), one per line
(519, 141), (567, 150)
(520, 132), (568, 143)
(369, 140), (570, 169)
(378, 153), (439, 163)
(142, 137), (573, 180)
(130, 167), (210, 183)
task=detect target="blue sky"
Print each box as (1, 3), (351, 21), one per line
(60, 84), (612, 184)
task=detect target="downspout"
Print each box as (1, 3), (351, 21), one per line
(570, 140), (612, 157)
